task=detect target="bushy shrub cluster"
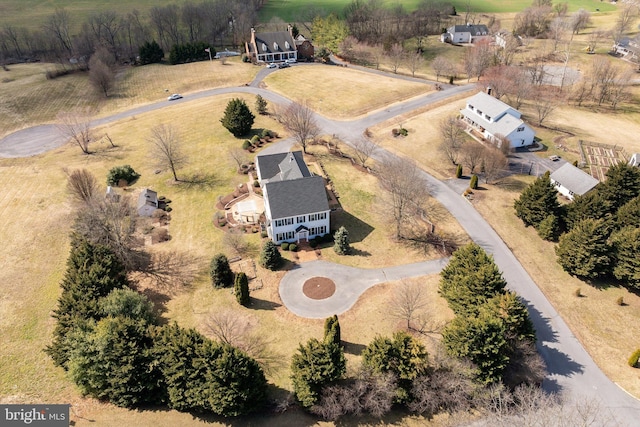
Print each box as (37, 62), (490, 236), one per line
(106, 165), (140, 186)
(169, 41), (214, 65)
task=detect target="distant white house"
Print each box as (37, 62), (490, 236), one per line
(550, 163), (599, 200)
(460, 91), (536, 148)
(441, 24), (490, 44)
(256, 151), (330, 244)
(138, 189), (158, 217)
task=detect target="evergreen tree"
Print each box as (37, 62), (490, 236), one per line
(234, 272), (250, 306)
(106, 165), (140, 186)
(155, 323), (267, 416)
(614, 195), (640, 230)
(456, 164), (463, 178)
(442, 313), (510, 384)
(610, 226), (640, 289)
(210, 253), (234, 288)
(439, 243), (507, 316)
(469, 174), (478, 189)
(537, 214), (559, 241)
(255, 95), (268, 115)
(333, 226), (351, 255)
(323, 315), (341, 346)
(220, 98), (255, 137)
(482, 292), (536, 345)
(564, 191), (611, 231)
(46, 237), (128, 367)
(514, 171), (560, 229)
(362, 332), (429, 403)
(290, 338), (346, 408)
(598, 162), (640, 213)
(99, 288), (158, 325)
(259, 240), (282, 270)
(555, 218), (611, 279)
(138, 40), (164, 65)
(67, 316), (164, 407)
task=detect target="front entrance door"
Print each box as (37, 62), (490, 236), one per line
(297, 230), (308, 242)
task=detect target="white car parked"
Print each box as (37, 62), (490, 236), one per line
(167, 94), (183, 101)
(285, 58), (297, 64)
(266, 63), (277, 69)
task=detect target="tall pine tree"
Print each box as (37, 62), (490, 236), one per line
(514, 171), (560, 229)
(555, 218), (611, 279)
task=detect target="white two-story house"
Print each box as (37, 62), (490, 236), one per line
(460, 91), (535, 149)
(256, 151), (330, 244)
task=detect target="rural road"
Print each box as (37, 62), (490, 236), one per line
(1, 62), (638, 424)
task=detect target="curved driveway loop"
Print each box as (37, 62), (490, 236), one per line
(279, 259), (448, 319)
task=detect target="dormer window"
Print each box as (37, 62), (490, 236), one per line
(261, 43), (267, 52)
(273, 42), (279, 50)
(517, 126), (525, 132)
(285, 41), (290, 49)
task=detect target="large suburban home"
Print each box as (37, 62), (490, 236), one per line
(460, 91), (536, 149)
(245, 26), (297, 64)
(550, 163), (599, 200)
(138, 188), (158, 217)
(441, 24), (490, 44)
(256, 151), (330, 244)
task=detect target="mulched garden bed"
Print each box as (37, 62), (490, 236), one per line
(302, 277), (336, 300)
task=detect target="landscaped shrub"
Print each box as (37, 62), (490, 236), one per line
(259, 240), (283, 270)
(469, 174), (478, 190)
(281, 242), (290, 251)
(574, 288), (582, 297)
(253, 180), (259, 187)
(260, 129), (271, 138)
(210, 254), (234, 288)
(221, 98), (255, 137)
(235, 272), (250, 306)
(251, 135), (260, 145)
(260, 231), (268, 238)
(106, 165), (140, 186)
(242, 140), (252, 150)
(456, 164), (463, 178)
(309, 239), (318, 248)
(616, 296), (624, 306)
(289, 243), (298, 252)
(628, 349), (640, 367)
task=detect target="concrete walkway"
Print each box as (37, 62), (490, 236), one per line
(279, 259), (449, 319)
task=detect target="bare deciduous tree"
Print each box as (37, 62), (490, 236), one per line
(88, 56), (115, 97)
(387, 43), (405, 74)
(389, 280), (428, 330)
(223, 231), (252, 256)
(57, 109), (94, 154)
(432, 56), (454, 82)
(612, 4), (638, 44)
(460, 143), (485, 174)
(229, 147), (249, 170)
(378, 155), (429, 239)
(352, 137), (378, 167)
(149, 124), (187, 181)
(570, 9), (591, 35)
(277, 101), (319, 153)
(406, 51), (424, 77)
(439, 116), (466, 165)
(204, 309), (282, 375)
(65, 168), (98, 205)
(135, 250), (202, 291)
(481, 146), (509, 184)
(531, 87), (560, 125)
(409, 361), (476, 416)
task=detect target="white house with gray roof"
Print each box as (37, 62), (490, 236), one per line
(256, 151), (330, 244)
(550, 163), (599, 200)
(138, 188), (158, 217)
(441, 24), (490, 44)
(460, 91), (535, 149)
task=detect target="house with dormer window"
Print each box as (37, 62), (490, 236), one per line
(256, 151), (330, 244)
(245, 26), (298, 64)
(460, 91), (535, 148)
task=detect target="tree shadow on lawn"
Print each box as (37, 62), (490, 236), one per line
(249, 297), (281, 311)
(331, 210), (374, 244)
(342, 340), (366, 355)
(176, 172), (220, 190)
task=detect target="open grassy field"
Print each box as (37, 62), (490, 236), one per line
(0, 58), (258, 138)
(264, 65), (432, 119)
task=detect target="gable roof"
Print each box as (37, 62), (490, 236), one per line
(450, 24), (489, 35)
(461, 92), (529, 137)
(264, 176), (329, 219)
(550, 163), (599, 196)
(253, 31), (296, 55)
(629, 153), (640, 167)
(138, 188), (158, 210)
(256, 151), (310, 182)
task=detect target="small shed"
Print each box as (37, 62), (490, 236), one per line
(138, 189), (158, 217)
(628, 153), (640, 168)
(550, 164), (599, 200)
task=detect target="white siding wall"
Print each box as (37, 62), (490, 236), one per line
(268, 211), (330, 244)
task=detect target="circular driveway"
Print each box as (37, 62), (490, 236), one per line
(279, 259), (448, 319)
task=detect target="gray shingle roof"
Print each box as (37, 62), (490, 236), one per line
(138, 188), (157, 210)
(461, 92), (529, 137)
(264, 176), (329, 219)
(256, 151), (310, 182)
(466, 92), (517, 119)
(550, 163), (599, 196)
(451, 24), (489, 35)
(254, 31), (296, 54)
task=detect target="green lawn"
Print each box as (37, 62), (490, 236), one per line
(0, 0), (617, 30)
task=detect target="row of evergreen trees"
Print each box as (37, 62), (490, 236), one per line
(138, 40), (215, 65)
(440, 243), (539, 385)
(46, 236), (266, 415)
(514, 163), (640, 286)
